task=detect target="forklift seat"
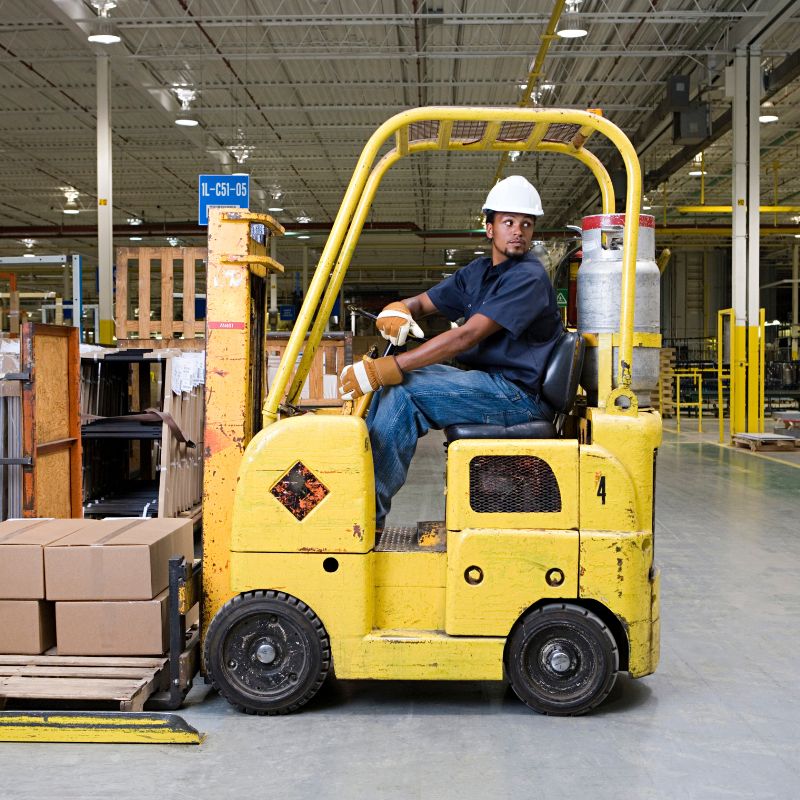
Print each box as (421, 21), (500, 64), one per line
(444, 330), (586, 443)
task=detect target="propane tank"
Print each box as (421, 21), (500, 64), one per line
(577, 213), (661, 407)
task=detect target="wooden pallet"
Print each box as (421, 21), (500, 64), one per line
(115, 246), (206, 340)
(652, 347), (676, 417)
(0, 655), (168, 712)
(732, 433), (798, 452)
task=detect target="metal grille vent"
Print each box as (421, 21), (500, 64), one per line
(469, 455), (561, 514)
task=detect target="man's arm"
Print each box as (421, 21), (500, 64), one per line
(395, 313), (501, 372)
(401, 291), (439, 320)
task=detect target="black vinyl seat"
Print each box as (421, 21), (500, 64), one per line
(444, 330), (586, 443)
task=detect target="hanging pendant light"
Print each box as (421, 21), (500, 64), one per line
(557, 0), (588, 39)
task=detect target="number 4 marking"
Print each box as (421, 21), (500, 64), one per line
(596, 475), (607, 505)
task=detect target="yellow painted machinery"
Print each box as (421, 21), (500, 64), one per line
(202, 107), (661, 717)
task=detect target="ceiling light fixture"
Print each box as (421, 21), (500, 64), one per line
(688, 170), (707, 177)
(508, 150), (521, 162)
(297, 234), (311, 240)
(62, 187), (80, 215)
(130, 236), (142, 241)
(167, 237), (179, 247)
(22, 238), (36, 251)
(759, 102), (779, 123)
(87, 1), (121, 44)
(174, 87), (200, 127)
(296, 212), (312, 224)
(127, 217), (142, 226)
(268, 206), (284, 212)
(557, 0), (587, 39)
(474, 250), (485, 255)
(229, 127), (254, 164)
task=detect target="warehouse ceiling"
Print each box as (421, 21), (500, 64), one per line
(2, 0), (800, 299)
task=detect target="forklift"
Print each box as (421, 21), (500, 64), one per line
(201, 107), (661, 717)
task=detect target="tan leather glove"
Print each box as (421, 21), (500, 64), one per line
(340, 356), (403, 400)
(376, 301), (424, 347)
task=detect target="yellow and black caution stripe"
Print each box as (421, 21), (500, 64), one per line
(0, 711), (204, 744)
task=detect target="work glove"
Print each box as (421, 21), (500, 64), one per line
(340, 356), (403, 400)
(376, 301), (424, 347)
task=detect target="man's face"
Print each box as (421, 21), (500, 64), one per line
(486, 211), (535, 264)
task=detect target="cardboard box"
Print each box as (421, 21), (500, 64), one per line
(0, 518), (92, 599)
(56, 591), (169, 656)
(0, 600), (56, 654)
(45, 518), (193, 601)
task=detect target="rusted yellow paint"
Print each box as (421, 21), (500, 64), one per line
(336, 631), (504, 681)
(202, 207), (284, 636)
(374, 550), (446, 630)
(445, 529), (579, 636)
(232, 551), (374, 638)
(232, 414), (375, 554)
(579, 530), (658, 676)
(583, 407), (661, 532)
(579, 446), (640, 531)
(446, 439), (579, 531)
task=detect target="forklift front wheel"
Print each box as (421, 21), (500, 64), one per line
(505, 603), (619, 716)
(204, 590), (331, 715)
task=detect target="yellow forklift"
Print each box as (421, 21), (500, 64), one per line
(201, 107), (661, 717)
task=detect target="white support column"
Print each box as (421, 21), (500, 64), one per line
(96, 55), (114, 344)
(731, 48), (749, 328)
(793, 243), (798, 360)
(730, 47), (763, 433)
(269, 236), (278, 329)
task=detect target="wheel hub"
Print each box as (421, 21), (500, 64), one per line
(547, 646), (572, 673)
(255, 642), (278, 664)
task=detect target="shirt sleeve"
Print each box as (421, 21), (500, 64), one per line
(426, 267), (469, 322)
(477, 262), (553, 340)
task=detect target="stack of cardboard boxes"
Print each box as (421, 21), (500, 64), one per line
(0, 518), (193, 656)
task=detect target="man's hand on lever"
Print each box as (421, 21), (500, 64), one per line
(375, 301), (425, 347)
(339, 356), (403, 400)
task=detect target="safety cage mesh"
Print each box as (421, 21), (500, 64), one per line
(468, 455), (561, 514)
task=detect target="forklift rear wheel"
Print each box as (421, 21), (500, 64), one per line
(505, 603), (618, 716)
(204, 590), (331, 715)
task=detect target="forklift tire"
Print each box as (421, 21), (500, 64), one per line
(204, 590), (331, 715)
(505, 603), (619, 716)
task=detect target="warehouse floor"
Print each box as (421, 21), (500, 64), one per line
(2, 423), (799, 800)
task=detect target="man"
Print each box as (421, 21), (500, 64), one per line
(339, 175), (563, 530)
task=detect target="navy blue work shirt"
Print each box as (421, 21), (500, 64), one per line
(426, 252), (562, 397)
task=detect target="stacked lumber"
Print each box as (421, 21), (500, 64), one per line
(651, 348), (676, 418)
(80, 345), (204, 520)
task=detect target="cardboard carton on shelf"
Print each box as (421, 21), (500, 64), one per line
(0, 600), (56, 654)
(0, 518), (93, 600)
(56, 590), (169, 656)
(44, 517), (194, 601)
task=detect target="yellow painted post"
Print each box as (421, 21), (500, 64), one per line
(676, 377), (681, 433)
(759, 308), (766, 432)
(697, 373), (703, 434)
(202, 208), (284, 636)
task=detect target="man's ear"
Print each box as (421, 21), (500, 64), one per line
(485, 222), (494, 240)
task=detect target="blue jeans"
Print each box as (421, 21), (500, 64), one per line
(366, 365), (552, 527)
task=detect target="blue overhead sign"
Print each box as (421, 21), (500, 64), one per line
(198, 174), (249, 225)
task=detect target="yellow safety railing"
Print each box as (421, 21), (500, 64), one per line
(262, 107), (643, 425)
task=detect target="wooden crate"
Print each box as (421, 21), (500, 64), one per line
(652, 347), (676, 417)
(115, 247), (207, 340)
(0, 655), (168, 712)
(266, 332), (352, 407)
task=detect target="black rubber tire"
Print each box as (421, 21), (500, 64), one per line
(505, 603), (619, 716)
(204, 590), (331, 716)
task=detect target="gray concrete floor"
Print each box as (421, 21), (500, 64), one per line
(2, 423), (800, 799)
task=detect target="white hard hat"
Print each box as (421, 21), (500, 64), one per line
(482, 175), (544, 216)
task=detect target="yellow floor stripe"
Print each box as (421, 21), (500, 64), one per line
(0, 712), (204, 744)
